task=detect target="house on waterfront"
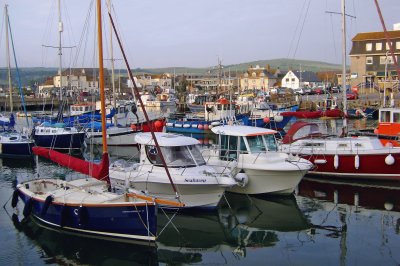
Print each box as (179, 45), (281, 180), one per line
(349, 23), (400, 94)
(240, 65), (277, 93)
(38, 68), (111, 98)
(281, 70), (320, 89)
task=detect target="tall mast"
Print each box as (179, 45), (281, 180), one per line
(107, 0), (117, 126)
(96, 0), (108, 154)
(341, 0), (347, 133)
(5, 5), (12, 113)
(58, 0), (63, 101)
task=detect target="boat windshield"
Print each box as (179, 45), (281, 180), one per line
(246, 134), (277, 152)
(146, 144), (206, 167)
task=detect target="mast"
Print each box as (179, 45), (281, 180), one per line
(5, 5), (12, 113)
(107, 0), (117, 126)
(58, 0), (63, 101)
(96, 0), (108, 155)
(341, 0), (347, 134)
(107, 10), (180, 197)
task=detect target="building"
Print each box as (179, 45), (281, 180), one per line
(38, 68), (111, 98)
(349, 25), (400, 93)
(281, 70), (320, 89)
(240, 65), (277, 93)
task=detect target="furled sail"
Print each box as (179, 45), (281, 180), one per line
(32, 146), (109, 183)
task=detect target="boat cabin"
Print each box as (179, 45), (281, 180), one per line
(211, 125), (278, 161)
(70, 103), (96, 116)
(376, 107), (400, 136)
(135, 132), (206, 168)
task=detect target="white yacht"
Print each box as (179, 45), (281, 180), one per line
(109, 132), (237, 209)
(206, 125), (313, 195)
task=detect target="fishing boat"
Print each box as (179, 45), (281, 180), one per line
(145, 93), (177, 108)
(12, 0), (166, 243)
(280, 121), (400, 180)
(205, 125), (313, 195)
(109, 132), (237, 209)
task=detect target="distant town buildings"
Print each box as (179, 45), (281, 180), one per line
(281, 70), (320, 89)
(240, 65), (277, 92)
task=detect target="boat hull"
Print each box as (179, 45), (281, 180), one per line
(17, 188), (157, 242)
(300, 153), (400, 180)
(228, 168), (306, 195)
(0, 141), (34, 158)
(34, 132), (85, 150)
(86, 128), (138, 146)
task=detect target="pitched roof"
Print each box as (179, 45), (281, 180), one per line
(291, 71), (320, 82)
(352, 30), (400, 41)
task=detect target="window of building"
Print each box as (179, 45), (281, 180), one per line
(376, 43), (382, 51)
(286, 78), (289, 82)
(252, 72), (256, 77)
(381, 56), (396, 64)
(366, 57), (373, 65)
(291, 78), (295, 82)
(366, 43), (373, 51)
(397, 41), (400, 50)
(386, 42), (393, 50)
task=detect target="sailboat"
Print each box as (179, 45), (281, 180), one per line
(12, 0), (167, 243)
(32, 0), (85, 150)
(0, 5), (34, 158)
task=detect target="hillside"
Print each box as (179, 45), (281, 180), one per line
(0, 58), (342, 86)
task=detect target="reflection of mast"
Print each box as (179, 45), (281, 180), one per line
(339, 212), (347, 266)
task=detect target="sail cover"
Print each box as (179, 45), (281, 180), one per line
(32, 146), (109, 183)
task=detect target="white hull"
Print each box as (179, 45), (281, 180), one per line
(110, 165), (235, 209)
(229, 168), (305, 195)
(86, 127), (137, 146)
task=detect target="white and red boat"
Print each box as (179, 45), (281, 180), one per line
(280, 121), (400, 181)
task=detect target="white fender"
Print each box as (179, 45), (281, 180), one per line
(234, 172), (249, 187)
(314, 159), (327, 164)
(174, 123), (183, 128)
(166, 122), (173, 127)
(191, 124), (198, 128)
(274, 115), (283, 122)
(354, 154), (360, 169)
(183, 124), (190, 128)
(334, 154), (339, 169)
(385, 154), (395, 165)
(211, 121), (220, 126)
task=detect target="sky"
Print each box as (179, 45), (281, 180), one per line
(0, 0), (399, 69)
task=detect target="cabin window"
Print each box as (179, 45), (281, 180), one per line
(245, 135), (266, 153)
(380, 111), (391, 122)
(338, 143), (348, 148)
(264, 134), (278, 151)
(52, 130), (56, 133)
(394, 113), (400, 123)
(219, 135), (238, 161)
(145, 145), (205, 167)
(304, 142), (324, 147)
(46, 129), (50, 133)
(9, 137), (17, 141)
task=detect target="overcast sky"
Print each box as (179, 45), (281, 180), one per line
(0, 0), (398, 69)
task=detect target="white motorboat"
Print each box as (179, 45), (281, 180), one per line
(109, 132), (237, 209)
(205, 125), (313, 195)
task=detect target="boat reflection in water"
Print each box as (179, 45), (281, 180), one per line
(298, 177), (400, 212)
(157, 193), (311, 264)
(13, 217), (158, 265)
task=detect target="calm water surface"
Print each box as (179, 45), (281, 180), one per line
(1, 118), (400, 265)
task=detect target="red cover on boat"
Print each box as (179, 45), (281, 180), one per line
(32, 146), (110, 183)
(323, 109), (344, 118)
(281, 111), (322, 119)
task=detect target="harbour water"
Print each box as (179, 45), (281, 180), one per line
(1, 117), (400, 265)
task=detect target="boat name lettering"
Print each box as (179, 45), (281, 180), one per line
(184, 178), (206, 182)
